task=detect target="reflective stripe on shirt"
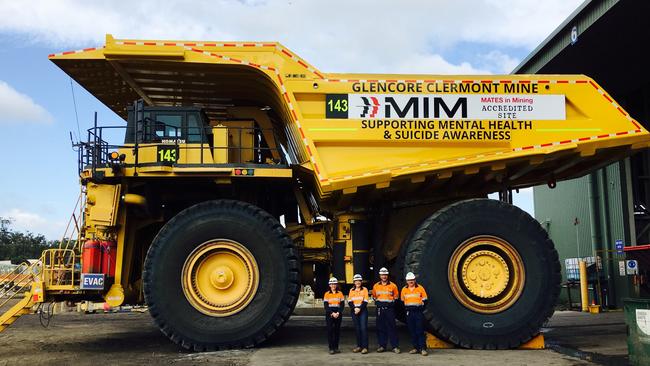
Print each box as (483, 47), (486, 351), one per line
(372, 282), (399, 302)
(323, 291), (345, 307)
(400, 285), (428, 306)
(348, 287), (369, 306)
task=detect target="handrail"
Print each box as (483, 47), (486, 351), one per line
(0, 261), (39, 307)
(58, 191), (83, 251)
(78, 123), (285, 175)
(0, 263), (31, 298)
(40, 249), (77, 288)
(0, 280), (33, 308)
(1, 202), (83, 306)
(0, 262), (29, 282)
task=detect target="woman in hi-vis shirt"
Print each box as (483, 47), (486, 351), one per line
(323, 277), (345, 354)
(348, 273), (369, 354)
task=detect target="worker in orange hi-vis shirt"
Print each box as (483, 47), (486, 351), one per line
(401, 272), (429, 356)
(323, 277), (345, 354)
(348, 274), (369, 354)
(371, 267), (400, 353)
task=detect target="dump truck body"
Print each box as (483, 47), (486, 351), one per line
(49, 35), (649, 205)
(2, 34), (647, 350)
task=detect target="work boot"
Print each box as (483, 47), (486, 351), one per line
(361, 348), (368, 354)
(376, 346), (385, 353)
(393, 347), (401, 354)
(409, 348), (418, 354)
(329, 350), (335, 355)
(421, 349), (428, 356)
(352, 347), (361, 353)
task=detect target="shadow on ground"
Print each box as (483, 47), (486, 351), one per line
(0, 310), (624, 365)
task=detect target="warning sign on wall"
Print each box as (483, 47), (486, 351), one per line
(636, 309), (650, 336)
(627, 260), (639, 275)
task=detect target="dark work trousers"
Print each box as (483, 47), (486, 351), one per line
(326, 313), (342, 350)
(406, 308), (426, 350)
(376, 306), (398, 348)
(351, 308), (369, 348)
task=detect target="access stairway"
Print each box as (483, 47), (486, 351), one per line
(0, 192), (84, 333)
(0, 251), (82, 334)
(0, 292), (34, 332)
(0, 262), (39, 332)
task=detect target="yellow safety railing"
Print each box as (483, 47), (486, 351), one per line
(0, 261), (40, 309)
(57, 190), (85, 253)
(40, 249), (77, 290)
(0, 263), (30, 297)
(0, 195), (84, 330)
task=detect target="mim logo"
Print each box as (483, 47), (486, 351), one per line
(351, 94), (468, 119)
(383, 96), (467, 119)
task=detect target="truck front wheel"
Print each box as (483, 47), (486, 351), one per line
(404, 198), (560, 349)
(143, 200), (299, 351)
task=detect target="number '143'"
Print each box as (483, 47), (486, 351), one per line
(158, 148), (177, 162)
(328, 98), (348, 112)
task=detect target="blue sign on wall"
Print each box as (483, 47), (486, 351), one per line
(80, 273), (105, 290)
(615, 239), (624, 254)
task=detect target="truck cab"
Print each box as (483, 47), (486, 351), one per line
(78, 100), (290, 182)
(125, 106), (209, 145)
(121, 103), (282, 166)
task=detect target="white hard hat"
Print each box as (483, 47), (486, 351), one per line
(405, 272), (416, 280)
(328, 277), (338, 284)
(379, 267), (389, 275)
(353, 274), (363, 281)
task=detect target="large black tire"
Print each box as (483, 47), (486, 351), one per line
(405, 198), (560, 349)
(143, 200), (300, 351)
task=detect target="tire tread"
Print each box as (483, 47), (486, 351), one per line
(405, 198), (561, 350)
(143, 199), (300, 350)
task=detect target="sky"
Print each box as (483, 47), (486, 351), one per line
(0, 0), (583, 239)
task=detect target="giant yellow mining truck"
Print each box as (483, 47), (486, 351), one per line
(2, 34), (649, 350)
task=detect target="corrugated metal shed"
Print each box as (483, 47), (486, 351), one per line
(534, 161), (634, 306)
(515, 0), (650, 306)
(513, 0), (620, 74)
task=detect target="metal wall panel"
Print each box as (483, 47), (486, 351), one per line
(515, 0), (620, 74)
(534, 161), (632, 307)
(534, 175), (592, 269)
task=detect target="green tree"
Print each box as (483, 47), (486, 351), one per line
(0, 217), (55, 263)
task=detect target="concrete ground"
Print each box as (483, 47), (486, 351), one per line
(543, 310), (628, 365)
(0, 309), (627, 365)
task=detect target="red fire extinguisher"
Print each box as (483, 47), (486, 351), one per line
(100, 240), (117, 278)
(82, 240), (102, 273)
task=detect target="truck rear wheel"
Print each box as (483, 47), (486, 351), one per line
(143, 200), (299, 351)
(404, 198), (560, 349)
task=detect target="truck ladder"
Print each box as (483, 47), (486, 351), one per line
(0, 262), (39, 333)
(0, 292), (33, 332)
(0, 192), (83, 333)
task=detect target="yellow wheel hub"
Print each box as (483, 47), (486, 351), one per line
(210, 266), (235, 290)
(448, 236), (525, 314)
(461, 250), (509, 298)
(182, 240), (259, 317)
